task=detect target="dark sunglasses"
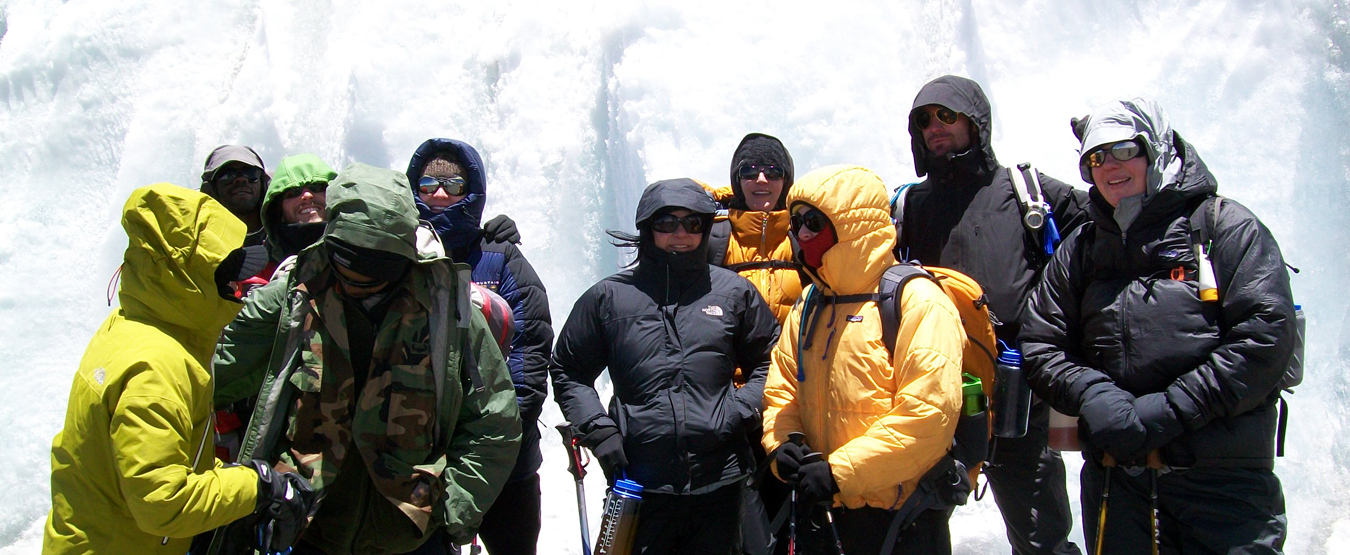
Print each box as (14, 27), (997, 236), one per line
(1085, 140), (1145, 168)
(737, 164), (786, 181)
(330, 263), (386, 289)
(913, 106), (960, 129)
(281, 182), (327, 200)
(790, 208), (831, 236)
(215, 167), (263, 185)
(649, 214), (707, 234)
(418, 175), (468, 196)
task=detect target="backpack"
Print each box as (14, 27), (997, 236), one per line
(891, 163), (1063, 258)
(1186, 196), (1304, 455)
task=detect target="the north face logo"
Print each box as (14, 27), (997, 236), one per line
(702, 305), (724, 317)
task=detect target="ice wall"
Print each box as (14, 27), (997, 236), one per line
(1, 0), (1347, 552)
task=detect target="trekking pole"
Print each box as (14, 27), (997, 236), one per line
(557, 422), (593, 555)
(1095, 453), (1116, 555)
(1147, 450), (1164, 555)
(786, 432), (807, 555)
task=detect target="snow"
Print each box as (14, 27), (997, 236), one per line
(2, 0), (1349, 553)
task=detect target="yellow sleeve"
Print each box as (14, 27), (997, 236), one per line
(696, 179), (736, 205)
(828, 279), (965, 499)
(113, 363), (258, 538)
(761, 301), (804, 480)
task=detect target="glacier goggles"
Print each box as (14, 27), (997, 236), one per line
(214, 166), (263, 186)
(649, 213), (707, 234)
(281, 182), (327, 199)
(790, 207), (831, 236)
(737, 164), (786, 181)
(912, 105), (960, 129)
(1084, 139), (1145, 168)
(417, 175), (468, 196)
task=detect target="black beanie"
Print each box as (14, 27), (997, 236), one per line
(728, 133), (794, 211)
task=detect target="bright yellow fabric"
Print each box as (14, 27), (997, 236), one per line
(761, 166), (965, 510)
(701, 181), (802, 323)
(720, 209), (803, 323)
(45, 184), (259, 555)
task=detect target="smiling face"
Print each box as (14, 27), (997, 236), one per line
(651, 208), (703, 253)
(917, 104), (974, 158)
(418, 157), (468, 213)
(1090, 149), (1149, 208)
(740, 169), (785, 212)
(280, 184), (326, 224)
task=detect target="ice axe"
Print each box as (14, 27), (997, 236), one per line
(557, 422), (592, 555)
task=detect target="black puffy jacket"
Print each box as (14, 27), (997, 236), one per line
(1020, 135), (1297, 469)
(550, 180), (780, 494)
(899, 75), (1090, 343)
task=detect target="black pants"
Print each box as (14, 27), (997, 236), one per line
(984, 397), (1082, 555)
(630, 482), (743, 555)
(795, 506), (951, 555)
(477, 472), (542, 555)
(1081, 461), (1286, 555)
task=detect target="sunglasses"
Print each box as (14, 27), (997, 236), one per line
(418, 175), (468, 196)
(1085, 140), (1145, 168)
(790, 208), (831, 236)
(649, 214), (707, 234)
(215, 167), (263, 185)
(737, 165), (786, 181)
(281, 182), (327, 200)
(331, 263), (386, 289)
(913, 106), (960, 129)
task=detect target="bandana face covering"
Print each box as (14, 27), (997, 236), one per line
(797, 226), (837, 269)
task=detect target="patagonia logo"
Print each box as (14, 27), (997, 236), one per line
(847, 315), (864, 323)
(702, 305), (724, 317)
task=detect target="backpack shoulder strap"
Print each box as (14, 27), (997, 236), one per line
(707, 215), (732, 267)
(1188, 195), (1222, 250)
(878, 264), (937, 359)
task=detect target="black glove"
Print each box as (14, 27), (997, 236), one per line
(481, 214), (521, 244)
(1078, 383), (1145, 461)
(796, 455), (839, 506)
(247, 459), (320, 553)
(584, 427), (628, 481)
(1131, 393), (1183, 459)
(774, 441), (808, 482)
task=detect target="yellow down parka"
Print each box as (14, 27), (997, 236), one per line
(761, 166), (965, 510)
(702, 183), (803, 324)
(44, 185), (259, 555)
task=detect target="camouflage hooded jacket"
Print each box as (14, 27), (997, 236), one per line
(212, 164), (521, 555)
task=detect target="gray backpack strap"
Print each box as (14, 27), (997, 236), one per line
(707, 215), (732, 267)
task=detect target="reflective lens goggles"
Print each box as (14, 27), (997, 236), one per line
(215, 166), (263, 185)
(790, 208), (831, 236)
(737, 164), (786, 181)
(649, 214), (707, 234)
(1085, 140), (1146, 168)
(913, 106), (960, 129)
(281, 182), (327, 200)
(417, 175), (468, 196)
(331, 263), (387, 289)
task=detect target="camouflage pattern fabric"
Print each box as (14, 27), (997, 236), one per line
(279, 278), (447, 533)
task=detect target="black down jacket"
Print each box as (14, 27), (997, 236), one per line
(550, 179), (780, 494)
(1020, 135), (1297, 469)
(899, 75), (1090, 343)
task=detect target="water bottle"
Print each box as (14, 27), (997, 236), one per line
(992, 345), (1031, 439)
(595, 479), (643, 555)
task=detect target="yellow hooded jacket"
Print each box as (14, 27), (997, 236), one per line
(761, 166), (964, 510)
(703, 183), (803, 324)
(44, 185), (259, 555)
